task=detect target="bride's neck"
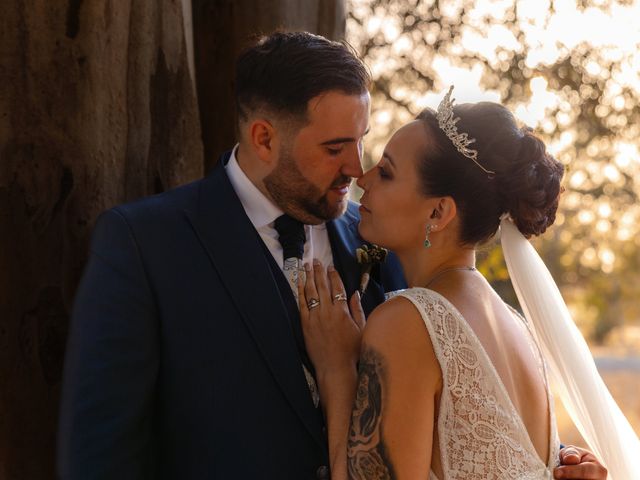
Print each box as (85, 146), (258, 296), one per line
(396, 244), (476, 288)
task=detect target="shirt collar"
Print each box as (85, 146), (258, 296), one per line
(225, 144), (283, 229)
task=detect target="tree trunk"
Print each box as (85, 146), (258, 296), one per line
(0, 0), (202, 477)
(1, 0), (345, 477)
(192, 0), (346, 170)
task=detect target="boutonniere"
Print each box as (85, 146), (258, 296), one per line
(356, 244), (388, 295)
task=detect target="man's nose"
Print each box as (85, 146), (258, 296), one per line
(342, 147), (364, 179)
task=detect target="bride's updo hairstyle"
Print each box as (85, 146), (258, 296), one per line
(416, 102), (564, 244)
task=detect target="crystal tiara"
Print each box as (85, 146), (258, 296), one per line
(436, 86), (495, 175)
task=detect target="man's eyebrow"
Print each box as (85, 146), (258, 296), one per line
(383, 152), (395, 167)
(319, 127), (371, 146)
(320, 137), (356, 146)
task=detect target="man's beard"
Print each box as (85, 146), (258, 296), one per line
(264, 149), (351, 224)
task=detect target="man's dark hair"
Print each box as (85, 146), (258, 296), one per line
(235, 31), (370, 127)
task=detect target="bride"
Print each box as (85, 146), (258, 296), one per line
(298, 87), (639, 479)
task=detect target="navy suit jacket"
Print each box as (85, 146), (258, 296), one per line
(57, 152), (406, 479)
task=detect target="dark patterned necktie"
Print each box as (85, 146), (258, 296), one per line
(273, 214), (319, 407)
(274, 214), (306, 294)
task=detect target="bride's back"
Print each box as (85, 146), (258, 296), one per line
(433, 273), (552, 465)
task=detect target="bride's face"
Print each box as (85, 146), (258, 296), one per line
(356, 120), (436, 252)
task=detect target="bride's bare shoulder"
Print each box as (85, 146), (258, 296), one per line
(363, 295), (439, 377)
(364, 295), (423, 336)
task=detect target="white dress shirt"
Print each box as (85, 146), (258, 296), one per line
(225, 145), (334, 272)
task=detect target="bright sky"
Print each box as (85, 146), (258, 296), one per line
(359, 0), (640, 119)
(416, 0), (640, 123)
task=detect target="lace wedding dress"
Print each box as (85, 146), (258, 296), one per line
(392, 287), (559, 480)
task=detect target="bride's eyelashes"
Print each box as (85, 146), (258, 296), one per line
(377, 164), (391, 179)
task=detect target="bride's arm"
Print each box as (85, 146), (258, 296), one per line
(300, 262), (441, 479)
(317, 364), (358, 479)
(298, 261), (364, 479)
(345, 297), (441, 479)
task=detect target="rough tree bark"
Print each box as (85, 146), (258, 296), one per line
(0, 1), (202, 478)
(0, 0), (345, 477)
(192, 0), (347, 170)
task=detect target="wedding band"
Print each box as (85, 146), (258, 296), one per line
(307, 298), (320, 310)
(333, 293), (348, 302)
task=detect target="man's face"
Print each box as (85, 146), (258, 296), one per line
(264, 90), (371, 224)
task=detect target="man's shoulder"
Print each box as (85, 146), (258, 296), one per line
(111, 177), (204, 225)
(111, 155), (234, 225)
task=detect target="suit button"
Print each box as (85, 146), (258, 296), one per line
(316, 465), (329, 479)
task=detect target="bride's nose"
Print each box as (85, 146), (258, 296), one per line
(356, 169), (371, 191)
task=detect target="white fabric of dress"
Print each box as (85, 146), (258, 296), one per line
(391, 287), (559, 480)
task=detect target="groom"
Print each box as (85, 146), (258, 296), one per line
(57, 31), (405, 479)
(58, 31), (607, 479)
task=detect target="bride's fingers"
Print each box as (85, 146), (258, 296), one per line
(303, 262), (320, 315)
(312, 259), (331, 307)
(327, 266), (348, 310)
(349, 291), (365, 330)
(297, 271), (309, 323)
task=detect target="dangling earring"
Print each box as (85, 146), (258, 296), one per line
(424, 224), (435, 248)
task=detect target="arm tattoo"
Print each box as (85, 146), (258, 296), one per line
(347, 346), (396, 479)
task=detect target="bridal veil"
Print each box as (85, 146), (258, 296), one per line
(500, 216), (640, 479)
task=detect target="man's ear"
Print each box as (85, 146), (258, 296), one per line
(430, 197), (457, 231)
(248, 118), (277, 164)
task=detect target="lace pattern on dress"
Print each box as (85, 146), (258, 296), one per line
(394, 288), (559, 480)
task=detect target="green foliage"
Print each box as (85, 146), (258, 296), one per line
(347, 0), (640, 343)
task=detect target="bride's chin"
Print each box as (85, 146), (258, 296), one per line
(356, 221), (367, 238)
(357, 222), (376, 244)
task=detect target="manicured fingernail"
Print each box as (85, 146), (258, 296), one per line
(304, 263), (311, 271)
(313, 259), (321, 266)
(328, 265), (335, 272)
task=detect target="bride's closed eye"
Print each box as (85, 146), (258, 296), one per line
(377, 163), (391, 179)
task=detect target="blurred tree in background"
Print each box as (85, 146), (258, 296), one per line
(347, 0), (640, 344)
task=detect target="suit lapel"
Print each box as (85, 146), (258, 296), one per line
(326, 213), (359, 298)
(327, 205), (386, 316)
(183, 154), (326, 452)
